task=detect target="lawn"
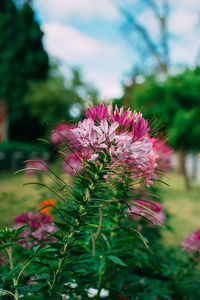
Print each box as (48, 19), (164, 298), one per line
(0, 170), (69, 226)
(0, 171), (43, 226)
(0, 170), (200, 249)
(161, 172), (200, 247)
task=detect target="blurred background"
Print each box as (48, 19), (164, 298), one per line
(0, 0), (200, 249)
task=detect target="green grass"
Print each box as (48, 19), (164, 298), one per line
(0, 170), (200, 249)
(161, 172), (200, 247)
(0, 171), (43, 226)
(0, 169), (70, 226)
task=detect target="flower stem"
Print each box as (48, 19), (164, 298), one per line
(50, 157), (107, 294)
(50, 224), (80, 293)
(6, 247), (19, 300)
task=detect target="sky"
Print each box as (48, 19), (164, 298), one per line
(33, 0), (200, 99)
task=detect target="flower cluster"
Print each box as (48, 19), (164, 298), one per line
(49, 104), (171, 185)
(25, 158), (47, 175)
(13, 212), (57, 248)
(68, 104), (155, 182)
(182, 229), (200, 257)
(127, 199), (166, 225)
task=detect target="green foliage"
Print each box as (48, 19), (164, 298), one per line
(1, 147), (200, 298)
(0, 0), (49, 141)
(123, 66), (200, 151)
(0, 141), (50, 170)
(25, 64), (99, 129)
(0, 141), (49, 153)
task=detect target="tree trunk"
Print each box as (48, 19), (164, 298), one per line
(177, 148), (191, 191)
(176, 148), (185, 174)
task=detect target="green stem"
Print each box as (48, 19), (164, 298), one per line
(92, 207), (103, 257)
(0, 288), (16, 298)
(50, 156), (108, 294)
(50, 225), (80, 293)
(6, 247), (19, 300)
(96, 261), (106, 299)
(16, 260), (31, 284)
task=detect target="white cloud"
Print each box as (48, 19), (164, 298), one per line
(171, 0), (200, 9)
(170, 39), (200, 66)
(169, 10), (198, 35)
(43, 22), (130, 98)
(83, 68), (124, 99)
(35, 0), (119, 21)
(43, 23), (118, 63)
(138, 10), (159, 37)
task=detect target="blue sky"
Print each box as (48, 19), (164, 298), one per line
(33, 0), (200, 99)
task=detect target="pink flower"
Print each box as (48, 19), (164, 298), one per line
(62, 152), (82, 175)
(110, 105), (134, 128)
(25, 158), (47, 175)
(127, 200), (166, 225)
(182, 229), (200, 257)
(109, 105), (150, 138)
(132, 112), (149, 139)
(13, 212), (57, 248)
(28, 276), (37, 286)
(113, 136), (152, 168)
(51, 123), (75, 144)
(67, 104), (160, 185)
(86, 103), (109, 121)
(70, 119), (110, 151)
(70, 118), (152, 167)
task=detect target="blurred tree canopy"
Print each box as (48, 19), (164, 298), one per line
(123, 66), (200, 189)
(25, 62), (98, 132)
(0, 0), (49, 141)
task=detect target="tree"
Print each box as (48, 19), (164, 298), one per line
(122, 66), (200, 190)
(117, 0), (169, 72)
(25, 63), (98, 134)
(0, 0), (49, 141)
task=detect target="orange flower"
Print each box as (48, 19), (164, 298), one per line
(39, 198), (55, 215)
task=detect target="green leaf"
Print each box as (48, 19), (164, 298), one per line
(2, 264), (22, 281)
(0, 242), (15, 250)
(16, 285), (39, 293)
(107, 255), (127, 267)
(54, 222), (70, 231)
(37, 246), (57, 255)
(14, 225), (28, 236)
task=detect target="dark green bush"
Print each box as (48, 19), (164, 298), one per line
(0, 141), (50, 170)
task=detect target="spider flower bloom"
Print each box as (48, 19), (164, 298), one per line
(70, 112), (152, 165)
(68, 104), (162, 185)
(50, 123), (75, 144)
(13, 212), (57, 248)
(25, 158), (47, 175)
(182, 229), (200, 257)
(62, 152), (82, 175)
(127, 200), (166, 225)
